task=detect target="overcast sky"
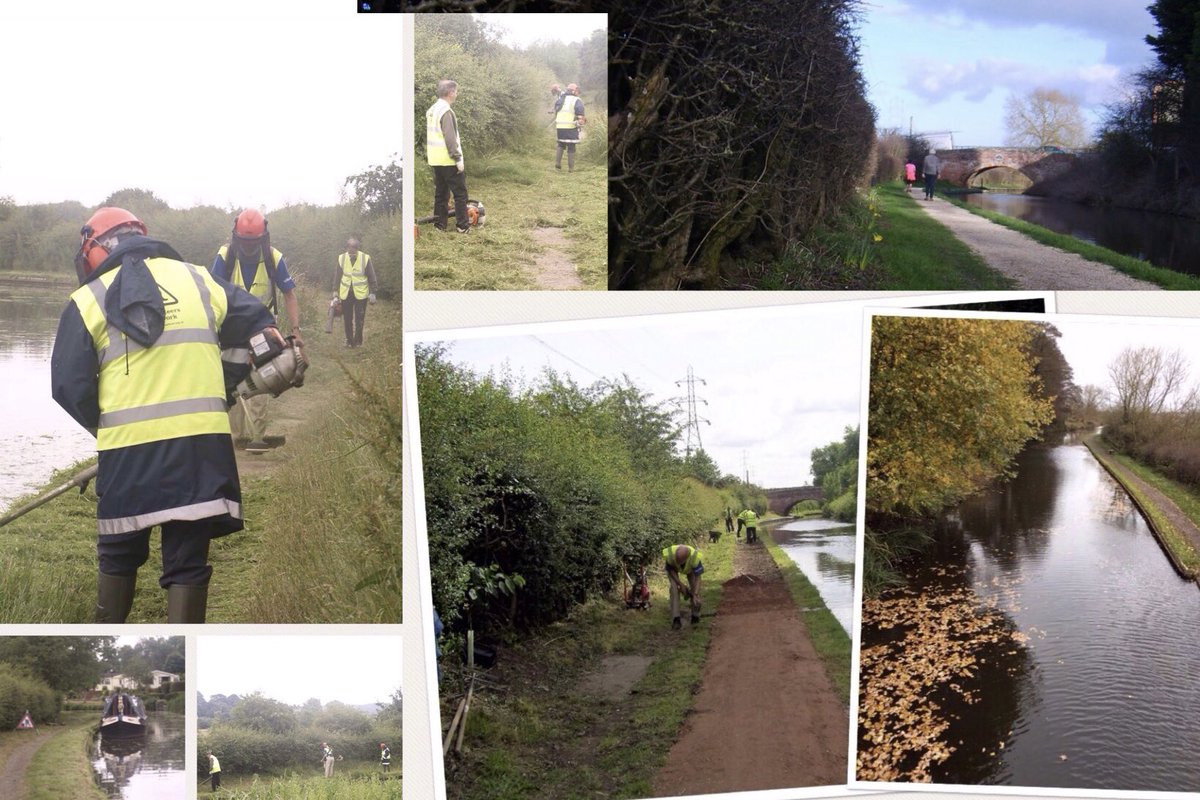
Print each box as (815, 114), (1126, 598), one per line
(1053, 315), (1200, 396)
(475, 12), (605, 50)
(419, 304), (871, 489)
(0, 5), (402, 210)
(197, 635), (401, 707)
(858, 0), (1157, 146)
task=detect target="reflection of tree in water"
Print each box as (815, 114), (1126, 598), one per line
(857, 558), (1031, 784)
(1098, 477), (1140, 529)
(815, 549), (854, 581)
(945, 447), (1059, 571)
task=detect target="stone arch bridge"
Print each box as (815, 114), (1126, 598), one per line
(935, 147), (1077, 186)
(764, 485), (824, 516)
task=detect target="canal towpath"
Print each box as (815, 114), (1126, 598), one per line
(653, 534), (848, 795)
(916, 196), (1160, 290)
(0, 730), (48, 798)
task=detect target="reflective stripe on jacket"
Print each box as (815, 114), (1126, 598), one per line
(70, 257), (230, 452)
(426, 99), (457, 166)
(338, 252), (372, 300)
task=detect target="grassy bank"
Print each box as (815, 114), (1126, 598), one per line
(441, 508), (737, 800)
(0, 278), (401, 623)
(1085, 436), (1200, 578)
(761, 520), (853, 703)
(874, 182), (1014, 289)
(23, 711), (106, 800)
(210, 769), (400, 799)
(945, 194), (1200, 290)
(414, 150), (605, 290)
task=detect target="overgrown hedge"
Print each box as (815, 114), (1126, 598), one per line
(609, 0), (875, 288)
(1105, 414), (1200, 488)
(417, 345), (725, 632)
(0, 663), (60, 727)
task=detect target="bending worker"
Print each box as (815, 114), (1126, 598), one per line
(51, 207), (278, 623)
(331, 237), (378, 348)
(662, 544), (704, 629)
(206, 750), (221, 792)
(425, 78), (470, 233)
(211, 209), (303, 449)
(554, 82), (586, 172)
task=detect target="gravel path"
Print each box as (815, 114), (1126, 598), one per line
(0, 732), (49, 798)
(916, 196), (1161, 290)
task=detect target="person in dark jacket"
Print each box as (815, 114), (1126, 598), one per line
(50, 207), (277, 623)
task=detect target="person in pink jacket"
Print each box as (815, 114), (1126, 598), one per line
(905, 161), (917, 192)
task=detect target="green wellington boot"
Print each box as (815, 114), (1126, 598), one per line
(96, 572), (137, 623)
(166, 583), (209, 624)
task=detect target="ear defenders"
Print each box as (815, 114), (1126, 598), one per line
(75, 224), (109, 280)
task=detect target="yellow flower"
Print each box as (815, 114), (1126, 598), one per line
(873, 234), (883, 242)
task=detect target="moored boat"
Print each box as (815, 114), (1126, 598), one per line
(99, 693), (146, 737)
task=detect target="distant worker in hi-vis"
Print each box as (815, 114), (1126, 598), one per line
(211, 209), (303, 450)
(50, 207), (287, 623)
(207, 750), (221, 791)
(662, 544), (705, 629)
(331, 237), (378, 348)
(426, 78), (470, 233)
(554, 82), (586, 172)
(380, 742), (392, 773)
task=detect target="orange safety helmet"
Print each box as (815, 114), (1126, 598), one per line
(75, 207), (147, 280)
(234, 208), (267, 239)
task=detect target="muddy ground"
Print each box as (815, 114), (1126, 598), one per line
(653, 539), (850, 795)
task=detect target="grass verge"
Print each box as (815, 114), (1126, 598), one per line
(944, 194), (1200, 290)
(873, 182), (1015, 289)
(22, 711), (106, 800)
(760, 521), (853, 703)
(441, 521), (736, 800)
(1084, 436), (1200, 577)
(211, 768), (401, 799)
(414, 150), (606, 290)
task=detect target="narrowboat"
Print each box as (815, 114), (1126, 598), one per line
(99, 693), (146, 737)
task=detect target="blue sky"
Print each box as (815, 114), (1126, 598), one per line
(857, 0), (1158, 147)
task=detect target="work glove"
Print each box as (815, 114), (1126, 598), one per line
(368, 293), (376, 304)
(456, 159), (465, 174)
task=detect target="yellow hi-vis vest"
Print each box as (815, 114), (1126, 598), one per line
(338, 251), (371, 300)
(217, 245), (284, 307)
(426, 99), (458, 166)
(556, 94), (581, 129)
(662, 545), (703, 574)
(209, 755), (221, 774)
(70, 258), (230, 451)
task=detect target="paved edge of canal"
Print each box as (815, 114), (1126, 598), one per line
(1083, 434), (1200, 584)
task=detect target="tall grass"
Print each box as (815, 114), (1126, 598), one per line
(215, 773), (401, 799)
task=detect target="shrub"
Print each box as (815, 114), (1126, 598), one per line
(0, 663), (60, 727)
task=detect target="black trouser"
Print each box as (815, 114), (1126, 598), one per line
(432, 165), (469, 231)
(342, 296), (368, 346)
(211, 772), (221, 791)
(747, 526), (758, 544)
(725, 517), (734, 533)
(98, 519), (214, 588)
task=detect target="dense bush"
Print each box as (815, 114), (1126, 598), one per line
(609, 0), (875, 288)
(0, 663), (60, 727)
(417, 345), (725, 632)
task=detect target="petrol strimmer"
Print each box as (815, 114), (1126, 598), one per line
(415, 198), (488, 229)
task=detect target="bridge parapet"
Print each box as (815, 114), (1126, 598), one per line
(936, 147), (1077, 186)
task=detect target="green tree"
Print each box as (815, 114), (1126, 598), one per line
(0, 637), (110, 693)
(683, 447), (721, 485)
(229, 693), (297, 735)
(1147, 0), (1200, 168)
(345, 158), (403, 218)
(867, 317), (1054, 519)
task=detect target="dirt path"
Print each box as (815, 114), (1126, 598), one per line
(0, 732), (51, 798)
(652, 540), (849, 796)
(916, 196), (1160, 290)
(1086, 436), (1200, 577)
(530, 227), (583, 289)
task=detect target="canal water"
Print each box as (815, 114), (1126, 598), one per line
(93, 712), (186, 799)
(871, 441), (1200, 790)
(771, 518), (856, 634)
(0, 285), (95, 511)
(962, 192), (1200, 276)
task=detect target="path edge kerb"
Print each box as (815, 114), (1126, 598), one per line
(1083, 435), (1200, 585)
